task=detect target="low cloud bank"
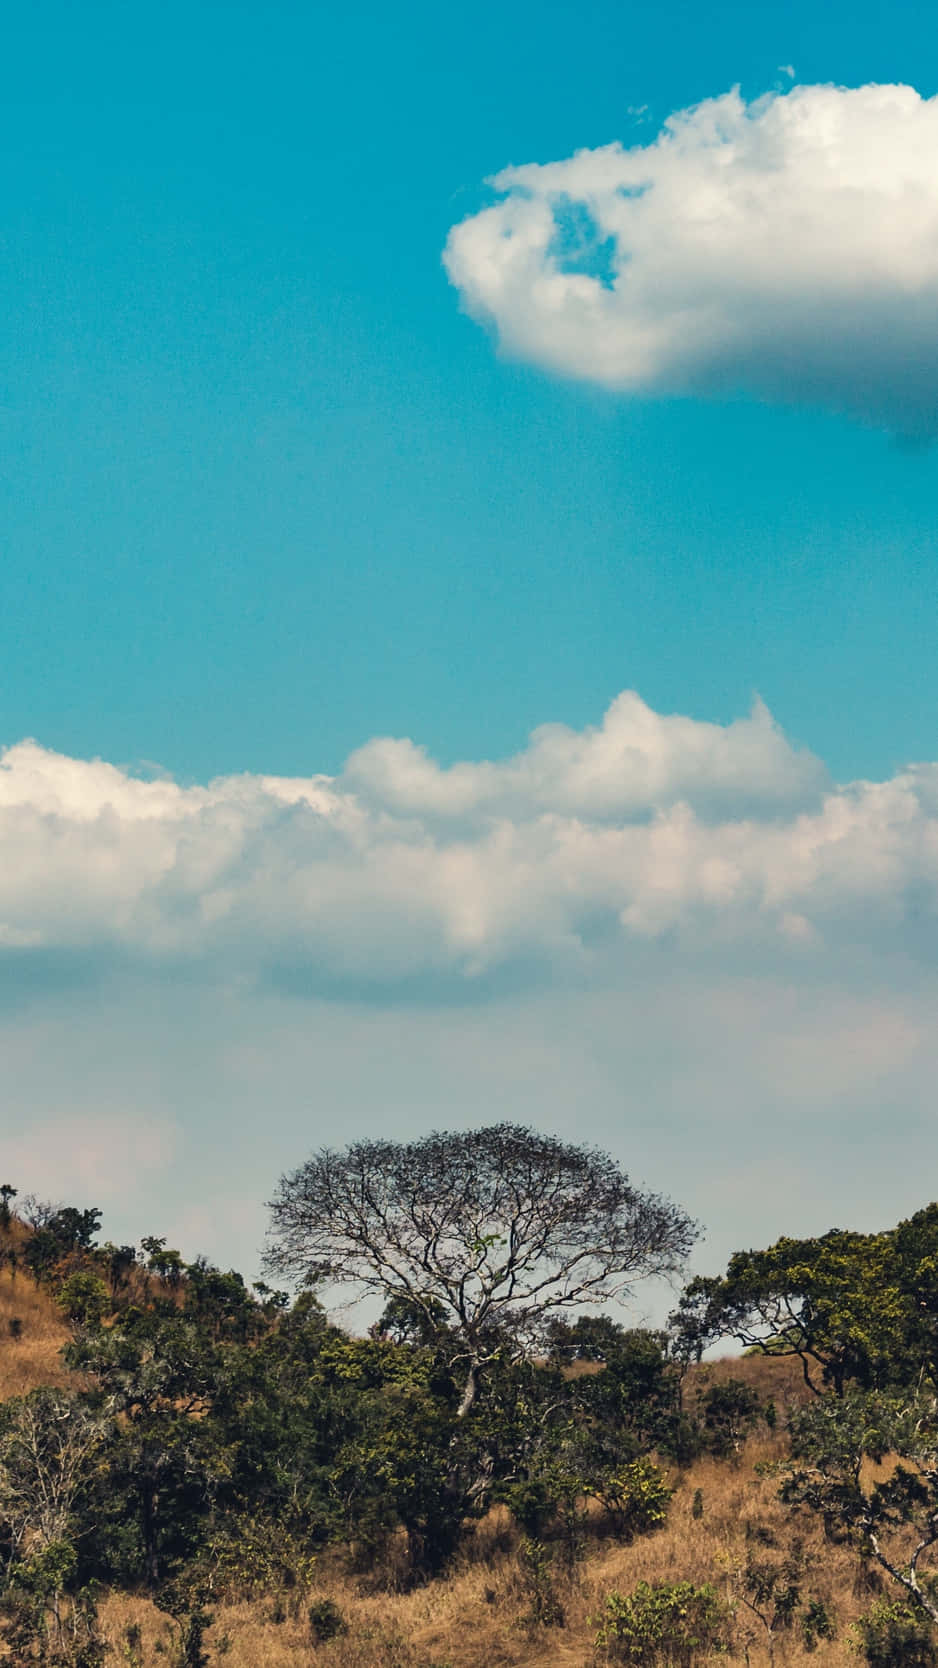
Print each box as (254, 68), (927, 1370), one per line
(2, 692), (937, 993)
(444, 83), (938, 433)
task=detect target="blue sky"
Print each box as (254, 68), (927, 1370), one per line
(1, 0), (937, 782)
(5, 2), (938, 1298)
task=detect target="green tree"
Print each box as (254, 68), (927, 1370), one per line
(56, 1274), (110, 1330)
(0, 1184), (17, 1230)
(140, 1237), (186, 1290)
(0, 1540), (105, 1667)
(672, 1226), (914, 1394)
(697, 1378), (767, 1459)
(570, 1325), (699, 1463)
(66, 1311), (228, 1591)
(854, 1599), (938, 1668)
(781, 1387), (938, 1625)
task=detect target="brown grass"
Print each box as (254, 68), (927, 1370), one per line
(94, 1425), (885, 1667)
(692, 1350), (818, 1406)
(0, 1262), (72, 1399)
(0, 1285), (911, 1666)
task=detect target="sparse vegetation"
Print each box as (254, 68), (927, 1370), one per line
(2, 1148), (938, 1665)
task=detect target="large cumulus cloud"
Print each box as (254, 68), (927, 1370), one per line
(2, 692), (938, 994)
(444, 83), (938, 433)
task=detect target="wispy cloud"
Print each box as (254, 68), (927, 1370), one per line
(0, 693), (936, 996)
(444, 83), (938, 433)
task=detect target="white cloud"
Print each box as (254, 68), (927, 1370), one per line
(344, 692), (826, 822)
(443, 83), (938, 432)
(0, 693), (937, 993)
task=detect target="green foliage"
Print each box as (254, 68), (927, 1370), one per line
(594, 1580), (731, 1665)
(319, 1342), (462, 1580)
(140, 1238), (186, 1289)
(119, 1622), (143, 1666)
(0, 1182), (17, 1228)
(164, 1607), (213, 1668)
(308, 1597), (347, 1642)
(100, 1243), (138, 1298)
(853, 1599), (938, 1667)
(56, 1273), (110, 1328)
(801, 1597), (836, 1650)
(0, 1540), (105, 1667)
(517, 1537), (565, 1629)
(585, 1458), (673, 1540)
(192, 1515), (317, 1605)
(781, 1388), (938, 1624)
(574, 1326), (698, 1463)
(65, 1312), (231, 1592)
(22, 1207), (103, 1287)
(485, 1341), (674, 1568)
(736, 1528), (811, 1641)
(697, 1379), (766, 1458)
(184, 1259), (266, 1344)
(545, 1313), (632, 1363)
(673, 1206), (938, 1396)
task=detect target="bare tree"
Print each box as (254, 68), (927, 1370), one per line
(265, 1123), (697, 1416)
(0, 1389), (111, 1663)
(0, 1387), (109, 1555)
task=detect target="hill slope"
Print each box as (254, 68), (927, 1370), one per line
(0, 1274), (867, 1667)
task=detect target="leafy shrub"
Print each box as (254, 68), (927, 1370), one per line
(589, 1458), (674, 1540)
(517, 1537), (564, 1629)
(121, 1623), (143, 1667)
(853, 1599), (938, 1668)
(308, 1598), (347, 1642)
(0, 1540), (105, 1667)
(801, 1596), (836, 1650)
(56, 1272), (110, 1328)
(594, 1580), (731, 1665)
(174, 1608), (212, 1668)
(698, 1379), (766, 1458)
(195, 1515), (317, 1605)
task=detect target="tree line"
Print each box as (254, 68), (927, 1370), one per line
(1, 1126), (938, 1666)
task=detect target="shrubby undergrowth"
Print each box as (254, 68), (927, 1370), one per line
(3, 1136), (938, 1666)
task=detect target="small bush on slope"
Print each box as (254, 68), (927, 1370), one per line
(593, 1579), (732, 1666)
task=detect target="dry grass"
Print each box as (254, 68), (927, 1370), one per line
(95, 1427), (883, 1666)
(0, 1284), (909, 1665)
(0, 1262), (71, 1399)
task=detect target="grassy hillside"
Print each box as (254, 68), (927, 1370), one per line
(0, 1266), (878, 1667)
(97, 1436), (860, 1668)
(0, 1232), (71, 1399)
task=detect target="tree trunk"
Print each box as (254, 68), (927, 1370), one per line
(457, 1360), (479, 1419)
(141, 1477), (160, 1589)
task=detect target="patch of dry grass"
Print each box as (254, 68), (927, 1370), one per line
(0, 1262), (71, 1399)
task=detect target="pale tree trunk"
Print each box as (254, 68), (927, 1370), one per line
(457, 1360), (480, 1419)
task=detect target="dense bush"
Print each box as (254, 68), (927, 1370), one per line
(853, 1599), (938, 1668)
(593, 1579), (732, 1665)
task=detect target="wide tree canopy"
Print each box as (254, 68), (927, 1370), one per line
(264, 1123), (696, 1414)
(671, 1205), (938, 1396)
